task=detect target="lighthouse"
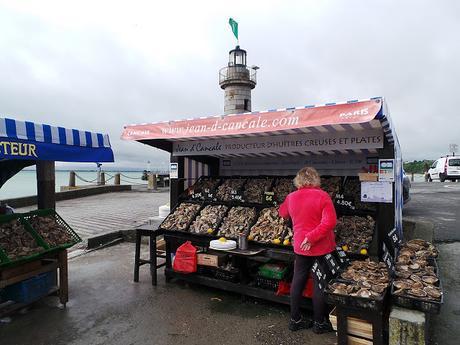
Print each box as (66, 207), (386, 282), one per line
(219, 46), (258, 115)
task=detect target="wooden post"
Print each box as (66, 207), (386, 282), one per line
(36, 161), (56, 210)
(154, 174), (158, 190)
(69, 171), (76, 187)
(100, 172), (106, 185)
(114, 173), (121, 185)
(58, 250), (69, 306)
(411, 172), (414, 182)
(148, 173), (154, 190)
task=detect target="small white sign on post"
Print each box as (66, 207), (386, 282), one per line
(361, 181), (393, 203)
(449, 143), (458, 155)
(169, 162), (178, 179)
(378, 159), (395, 182)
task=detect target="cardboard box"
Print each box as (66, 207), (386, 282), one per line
(197, 253), (227, 267)
(358, 173), (379, 182)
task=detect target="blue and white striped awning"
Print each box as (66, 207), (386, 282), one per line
(0, 117), (114, 162)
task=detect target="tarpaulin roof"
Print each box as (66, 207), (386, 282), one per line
(0, 117), (114, 162)
(121, 97), (398, 157)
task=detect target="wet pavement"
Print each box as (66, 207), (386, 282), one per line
(403, 181), (460, 242)
(0, 243), (335, 345)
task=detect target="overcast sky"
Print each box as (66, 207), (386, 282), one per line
(0, 0), (459, 170)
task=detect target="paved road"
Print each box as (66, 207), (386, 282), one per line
(16, 190), (170, 241)
(403, 181), (460, 242)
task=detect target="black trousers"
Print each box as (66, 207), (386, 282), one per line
(290, 254), (327, 322)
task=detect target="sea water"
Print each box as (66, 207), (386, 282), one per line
(0, 170), (147, 200)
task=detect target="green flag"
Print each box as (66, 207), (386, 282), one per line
(229, 18), (238, 40)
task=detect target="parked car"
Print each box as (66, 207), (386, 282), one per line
(402, 170), (411, 204)
(427, 156), (460, 182)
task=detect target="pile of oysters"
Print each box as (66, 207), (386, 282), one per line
(0, 219), (44, 260)
(248, 207), (291, 243)
(273, 178), (295, 203)
(161, 203), (201, 231)
(28, 215), (74, 247)
(334, 216), (375, 252)
(218, 206), (257, 238)
(393, 239), (442, 301)
(192, 177), (220, 194)
(216, 179), (246, 201)
(189, 205), (228, 234)
(321, 176), (342, 198)
(243, 178), (273, 204)
(329, 259), (389, 299)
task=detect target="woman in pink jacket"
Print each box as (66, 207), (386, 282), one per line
(279, 167), (337, 333)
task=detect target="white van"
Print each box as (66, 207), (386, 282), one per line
(428, 156), (460, 182)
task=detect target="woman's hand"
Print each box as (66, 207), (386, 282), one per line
(300, 237), (311, 251)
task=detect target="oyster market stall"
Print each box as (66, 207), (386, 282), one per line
(123, 98), (408, 339)
(0, 117), (114, 315)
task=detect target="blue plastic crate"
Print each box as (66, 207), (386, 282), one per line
(2, 271), (56, 304)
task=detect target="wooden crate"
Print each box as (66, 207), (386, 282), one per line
(330, 307), (373, 340)
(348, 335), (373, 345)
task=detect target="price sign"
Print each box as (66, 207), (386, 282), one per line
(335, 193), (356, 211)
(324, 253), (339, 275)
(231, 194), (245, 202)
(191, 192), (202, 200)
(387, 228), (401, 251)
(312, 260), (329, 291)
(335, 246), (349, 263)
(230, 189), (238, 195)
(264, 191), (275, 205)
(382, 242), (395, 274)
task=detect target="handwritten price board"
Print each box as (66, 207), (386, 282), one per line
(382, 242), (395, 274)
(264, 191), (276, 206)
(312, 260), (330, 291)
(335, 193), (356, 211)
(387, 228), (402, 251)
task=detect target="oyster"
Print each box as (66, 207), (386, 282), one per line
(407, 289), (427, 297)
(393, 281), (410, 290)
(217, 206), (257, 238)
(28, 215), (73, 247)
(161, 203), (201, 231)
(249, 207), (291, 243)
(0, 219), (44, 260)
(334, 215), (375, 253)
(243, 178), (273, 204)
(424, 286), (442, 299)
(189, 205), (228, 234)
(216, 179), (246, 201)
(273, 178), (295, 203)
(422, 275), (438, 285)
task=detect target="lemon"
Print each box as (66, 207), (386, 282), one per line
(207, 228), (213, 234)
(272, 238), (281, 245)
(283, 239), (290, 246)
(360, 248), (368, 255)
(219, 237), (227, 242)
(342, 245), (349, 252)
(248, 235), (254, 241)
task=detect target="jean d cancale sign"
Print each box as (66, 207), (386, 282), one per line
(172, 128), (384, 156)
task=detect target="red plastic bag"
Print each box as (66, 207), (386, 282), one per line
(275, 274), (314, 297)
(173, 241), (197, 274)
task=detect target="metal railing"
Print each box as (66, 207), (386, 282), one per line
(219, 66), (257, 85)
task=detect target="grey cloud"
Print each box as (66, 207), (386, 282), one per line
(1, 0), (459, 169)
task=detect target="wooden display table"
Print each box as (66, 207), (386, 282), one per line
(0, 249), (68, 317)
